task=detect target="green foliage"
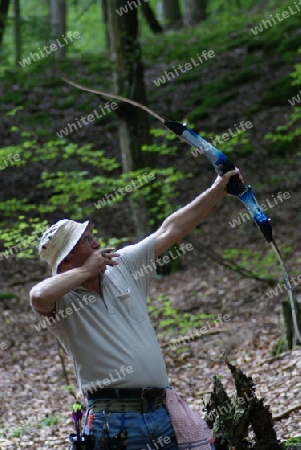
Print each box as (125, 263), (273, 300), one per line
(263, 49), (301, 157)
(260, 75), (300, 108)
(264, 107), (301, 158)
(0, 0), (299, 263)
(148, 294), (212, 338)
(142, 127), (193, 227)
(223, 247), (292, 281)
(285, 436), (301, 446)
(0, 292), (16, 300)
(291, 48), (301, 85)
(0, 121), (192, 257)
(0, 414), (61, 438)
(0, 218), (48, 258)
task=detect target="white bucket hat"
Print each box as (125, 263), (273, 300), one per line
(38, 219), (93, 275)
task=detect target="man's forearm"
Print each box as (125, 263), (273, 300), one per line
(30, 266), (91, 313)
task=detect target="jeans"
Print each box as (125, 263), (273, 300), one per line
(83, 401), (215, 450)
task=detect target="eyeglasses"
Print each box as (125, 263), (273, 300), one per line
(79, 234), (97, 246)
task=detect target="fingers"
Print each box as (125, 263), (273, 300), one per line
(223, 168), (244, 185)
(100, 248), (120, 266)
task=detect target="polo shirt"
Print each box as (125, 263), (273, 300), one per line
(31, 235), (169, 394)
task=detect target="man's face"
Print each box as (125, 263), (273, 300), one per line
(66, 229), (100, 269)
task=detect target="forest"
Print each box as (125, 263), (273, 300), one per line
(0, 0), (301, 449)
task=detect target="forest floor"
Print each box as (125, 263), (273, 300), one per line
(0, 259), (301, 449)
(1, 11), (301, 449)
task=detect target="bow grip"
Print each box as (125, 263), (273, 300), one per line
(218, 158), (246, 196)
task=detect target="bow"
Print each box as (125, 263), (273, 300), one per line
(58, 71), (301, 345)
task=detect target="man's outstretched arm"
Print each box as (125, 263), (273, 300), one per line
(153, 169), (242, 258)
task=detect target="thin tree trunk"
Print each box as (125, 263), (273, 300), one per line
(101, 0), (109, 48)
(162, 0), (182, 29)
(13, 0), (20, 65)
(141, 2), (163, 33)
(183, 0), (207, 27)
(50, 0), (66, 58)
(275, 299), (301, 352)
(0, 0), (10, 47)
(107, 0), (152, 240)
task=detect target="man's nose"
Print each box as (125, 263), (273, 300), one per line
(92, 239), (100, 249)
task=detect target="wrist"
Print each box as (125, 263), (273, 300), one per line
(208, 183), (227, 200)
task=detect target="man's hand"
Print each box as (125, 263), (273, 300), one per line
(211, 168), (244, 196)
(82, 248), (120, 276)
(30, 248), (120, 315)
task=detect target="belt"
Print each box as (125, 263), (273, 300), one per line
(86, 387), (166, 401)
(91, 397), (164, 413)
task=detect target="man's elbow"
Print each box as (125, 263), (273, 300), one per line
(30, 286), (43, 310)
(154, 227), (179, 258)
(30, 286), (55, 313)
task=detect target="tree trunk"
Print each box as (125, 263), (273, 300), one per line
(162, 0), (182, 29)
(205, 359), (282, 450)
(107, 0), (152, 240)
(183, 0), (207, 27)
(13, 0), (20, 65)
(101, 0), (110, 48)
(50, 0), (66, 58)
(141, 2), (163, 33)
(275, 299), (301, 353)
(0, 0), (10, 47)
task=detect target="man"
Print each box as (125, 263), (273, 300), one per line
(30, 168), (242, 450)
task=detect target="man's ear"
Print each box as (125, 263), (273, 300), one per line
(59, 256), (73, 273)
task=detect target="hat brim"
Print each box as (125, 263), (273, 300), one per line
(52, 220), (94, 275)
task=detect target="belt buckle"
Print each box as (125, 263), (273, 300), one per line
(141, 387), (152, 400)
(141, 388), (152, 413)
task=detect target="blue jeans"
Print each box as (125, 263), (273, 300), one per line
(84, 401), (215, 450)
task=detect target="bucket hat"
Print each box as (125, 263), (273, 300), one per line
(39, 219), (93, 275)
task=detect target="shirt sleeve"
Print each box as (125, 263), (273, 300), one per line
(29, 295), (67, 333)
(118, 234), (156, 296)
